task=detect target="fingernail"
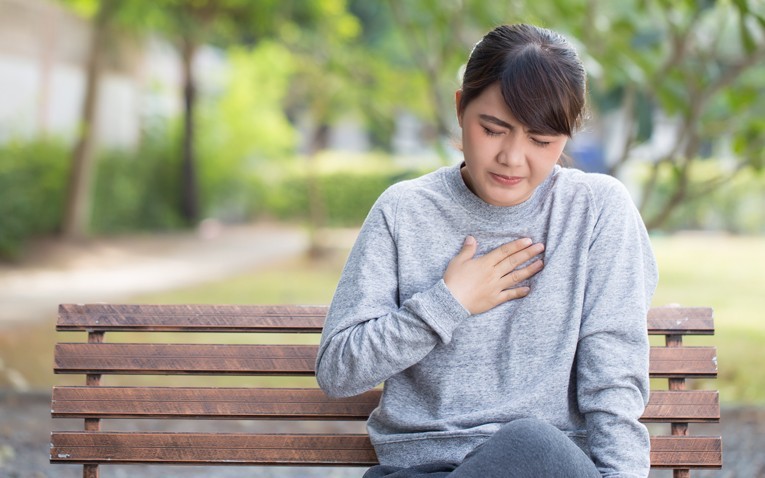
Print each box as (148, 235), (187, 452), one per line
(464, 235), (476, 245)
(522, 238), (532, 246)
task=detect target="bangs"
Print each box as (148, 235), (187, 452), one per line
(498, 45), (583, 137)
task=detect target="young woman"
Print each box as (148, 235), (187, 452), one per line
(316, 24), (657, 478)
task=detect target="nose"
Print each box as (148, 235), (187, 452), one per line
(496, 135), (524, 166)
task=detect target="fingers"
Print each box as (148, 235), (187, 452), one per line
(495, 242), (545, 277)
(455, 235), (477, 262)
(499, 258), (544, 289)
(499, 285), (532, 302)
(485, 237), (534, 265)
(444, 236), (543, 315)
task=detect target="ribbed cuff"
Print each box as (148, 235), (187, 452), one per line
(405, 279), (470, 344)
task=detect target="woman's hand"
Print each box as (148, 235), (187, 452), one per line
(443, 236), (544, 315)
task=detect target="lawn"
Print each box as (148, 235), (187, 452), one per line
(131, 232), (765, 404)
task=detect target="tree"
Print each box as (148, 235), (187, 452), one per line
(61, 0), (122, 238)
(151, 0), (355, 226)
(59, 0), (336, 232)
(383, 0), (765, 229)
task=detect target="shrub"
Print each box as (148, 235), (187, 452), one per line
(0, 139), (68, 259)
(246, 153), (432, 225)
(91, 133), (183, 233)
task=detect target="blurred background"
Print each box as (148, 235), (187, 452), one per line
(0, 0), (763, 476)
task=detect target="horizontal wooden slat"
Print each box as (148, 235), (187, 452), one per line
(649, 436), (722, 469)
(58, 304), (714, 335)
(55, 344), (718, 378)
(640, 391), (719, 422)
(54, 344), (319, 375)
(649, 346), (717, 378)
(57, 304), (327, 332)
(52, 387), (381, 420)
(52, 387), (719, 424)
(49, 432), (720, 468)
(50, 432), (378, 466)
(647, 307), (714, 335)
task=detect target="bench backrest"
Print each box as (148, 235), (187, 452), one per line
(50, 304), (722, 477)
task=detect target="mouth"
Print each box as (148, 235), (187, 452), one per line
(489, 172), (523, 186)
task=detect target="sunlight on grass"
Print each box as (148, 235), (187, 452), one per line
(651, 233), (765, 328)
(131, 253), (347, 306)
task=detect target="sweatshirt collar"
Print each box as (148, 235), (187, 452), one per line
(444, 162), (559, 219)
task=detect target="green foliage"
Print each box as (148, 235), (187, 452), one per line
(196, 41), (297, 220)
(0, 139), (69, 259)
(633, 160), (765, 233)
(90, 126), (184, 233)
(0, 129), (188, 260)
(248, 153), (429, 225)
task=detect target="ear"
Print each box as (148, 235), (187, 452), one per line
(455, 89), (463, 128)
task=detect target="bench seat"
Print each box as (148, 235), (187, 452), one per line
(50, 304), (722, 477)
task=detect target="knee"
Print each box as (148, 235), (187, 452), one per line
(495, 417), (564, 451)
(500, 417), (557, 437)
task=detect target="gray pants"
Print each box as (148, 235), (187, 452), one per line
(362, 418), (601, 478)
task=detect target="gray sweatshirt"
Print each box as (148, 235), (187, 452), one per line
(316, 163), (658, 478)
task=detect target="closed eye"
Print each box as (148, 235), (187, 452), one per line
(530, 137), (551, 147)
(482, 126), (502, 137)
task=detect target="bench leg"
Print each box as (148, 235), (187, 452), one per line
(84, 464), (99, 478)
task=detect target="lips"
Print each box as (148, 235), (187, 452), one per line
(489, 172), (523, 186)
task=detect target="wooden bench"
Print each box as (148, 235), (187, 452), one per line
(50, 304), (722, 477)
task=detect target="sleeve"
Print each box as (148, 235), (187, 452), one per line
(576, 179), (659, 478)
(315, 187), (470, 398)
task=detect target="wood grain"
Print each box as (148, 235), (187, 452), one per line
(50, 432), (721, 468)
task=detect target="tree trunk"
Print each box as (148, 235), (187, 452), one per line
(306, 123), (329, 258)
(61, 1), (116, 239)
(179, 37), (200, 225)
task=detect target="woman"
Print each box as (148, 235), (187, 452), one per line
(316, 23), (657, 478)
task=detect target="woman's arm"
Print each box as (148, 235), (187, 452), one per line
(577, 179), (659, 478)
(315, 189), (470, 398)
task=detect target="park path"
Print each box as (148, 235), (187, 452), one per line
(0, 221), (309, 327)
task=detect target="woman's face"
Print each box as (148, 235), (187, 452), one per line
(457, 83), (568, 207)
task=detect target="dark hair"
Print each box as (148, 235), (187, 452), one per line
(458, 24), (587, 137)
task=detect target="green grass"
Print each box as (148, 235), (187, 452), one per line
(130, 233), (765, 403)
(650, 233), (765, 404)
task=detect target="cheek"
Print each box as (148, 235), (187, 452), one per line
(539, 144), (566, 169)
(463, 127), (492, 158)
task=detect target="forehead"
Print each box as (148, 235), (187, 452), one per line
(466, 84), (515, 119)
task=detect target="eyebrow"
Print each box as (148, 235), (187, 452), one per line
(479, 114), (513, 130)
(479, 113), (555, 137)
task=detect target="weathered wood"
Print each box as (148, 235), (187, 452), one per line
(52, 387), (381, 420)
(640, 391), (719, 423)
(50, 432), (721, 468)
(646, 307), (714, 335)
(57, 304), (327, 332)
(55, 344), (719, 378)
(54, 343), (318, 375)
(58, 304), (714, 335)
(53, 387), (719, 423)
(649, 436), (722, 469)
(51, 432), (378, 466)
(649, 347), (718, 378)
